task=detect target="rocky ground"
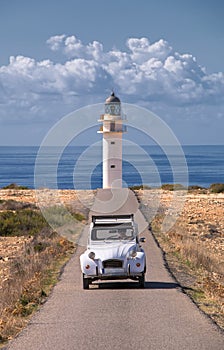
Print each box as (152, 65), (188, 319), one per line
(0, 189), (95, 214)
(0, 188), (223, 330)
(136, 189), (224, 265)
(0, 189), (94, 290)
(1, 188), (223, 279)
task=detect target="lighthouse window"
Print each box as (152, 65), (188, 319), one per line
(110, 105), (115, 114)
(111, 122), (115, 131)
(111, 141), (115, 145)
(111, 165), (116, 168)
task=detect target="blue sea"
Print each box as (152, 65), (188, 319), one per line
(0, 145), (223, 189)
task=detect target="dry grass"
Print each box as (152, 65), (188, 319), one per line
(166, 230), (223, 275)
(0, 190), (92, 347)
(0, 229), (75, 345)
(136, 189), (224, 329)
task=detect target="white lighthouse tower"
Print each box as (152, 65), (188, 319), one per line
(98, 92), (126, 188)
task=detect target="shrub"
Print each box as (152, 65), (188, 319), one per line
(0, 200), (37, 211)
(161, 184), (186, 191)
(0, 205), (85, 237)
(129, 185), (151, 190)
(0, 210), (48, 237)
(188, 185), (206, 191)
(33, 241), (49, 253)
(73, 212), (86, 222)
(41, 206), (85, 229)
(209, 183), (224, 193)
(2, 183), (29, 190)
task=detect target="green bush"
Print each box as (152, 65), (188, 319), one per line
(40, 206), (85, 231)
(73, 212), (86, 222)
(209, 183), (224, 193)
(0, 204), (86, 237)
(0, 210), (48, 237)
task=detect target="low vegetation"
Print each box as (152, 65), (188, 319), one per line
(159, 183), (224, 193)
(0, 233), (74, 345)
(160, 183), (186, 191)
(151, 218), (224, 329)
(0, 184), (223, 345)
(129, 185), (151, 190)
(210, 183), (224, 193)
(0, 200), (85, 347)
(42, 205), (85, 228)
(160, 225), (222, 327)
(0, 199), (37, 211)
(2, 183), (29, 190)
(130, 183), (224, 192)
(136, 188), (224, 330)
(0, 210), (47, 237)
(187, 185), (207, 193)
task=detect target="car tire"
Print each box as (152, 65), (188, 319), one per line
(139, 272), (145, 288)
(83, 275), (90, 290)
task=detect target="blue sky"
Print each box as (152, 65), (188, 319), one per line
(0, 0), (223, 145)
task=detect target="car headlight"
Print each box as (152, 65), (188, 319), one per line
(129, 249), (137, 258)
(88, 251), (95, 260)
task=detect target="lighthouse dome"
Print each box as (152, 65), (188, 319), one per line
(105, 91), (120, 104)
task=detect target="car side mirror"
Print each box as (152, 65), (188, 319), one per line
(139, 237), (145, 243)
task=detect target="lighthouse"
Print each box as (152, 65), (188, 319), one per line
(98, 92), (126, 188)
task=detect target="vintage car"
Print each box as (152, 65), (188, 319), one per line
(80, 215), (146, 289)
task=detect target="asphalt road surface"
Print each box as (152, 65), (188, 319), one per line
(6, 190), (224, 350)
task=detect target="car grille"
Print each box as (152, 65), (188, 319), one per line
(103, 259), (123, 268)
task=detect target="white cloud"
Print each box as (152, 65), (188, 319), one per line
(63, 35), (84, 58)
(127, 37), (172, 63)
(46, 34), (66, 51)
(0, 34), (224, 125)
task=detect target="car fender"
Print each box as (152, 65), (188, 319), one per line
(80, 253), (97, 275)
(128, 251), (145, 273)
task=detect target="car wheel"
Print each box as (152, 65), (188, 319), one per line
(139, 272), (145, 288)
(83, 275), (90, 290)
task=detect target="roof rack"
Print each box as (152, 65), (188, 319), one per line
(92, 214), (134, 225)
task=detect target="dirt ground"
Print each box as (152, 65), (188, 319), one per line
(0, 188), (223, 330)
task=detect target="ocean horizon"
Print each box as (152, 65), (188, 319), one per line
(0, 145), (223, 190)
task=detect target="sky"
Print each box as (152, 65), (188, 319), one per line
(0, 0), (223, 145)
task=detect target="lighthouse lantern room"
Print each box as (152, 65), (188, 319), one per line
(98, 92), (126, 189)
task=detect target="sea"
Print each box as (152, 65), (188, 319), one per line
(0, 145), (223, 190)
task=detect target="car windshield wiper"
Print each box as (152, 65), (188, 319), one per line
(104, 235), (119, 241)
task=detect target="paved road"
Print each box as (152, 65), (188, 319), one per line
(6, 190), (224, 350)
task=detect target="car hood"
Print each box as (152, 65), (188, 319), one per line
(88, 241), (136, 260)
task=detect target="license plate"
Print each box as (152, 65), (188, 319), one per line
(104, 268), (124, 274)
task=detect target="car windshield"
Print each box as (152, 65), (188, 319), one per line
(91, 224), (134, 241)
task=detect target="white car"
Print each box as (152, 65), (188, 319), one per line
(80, 215), (146, 289)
